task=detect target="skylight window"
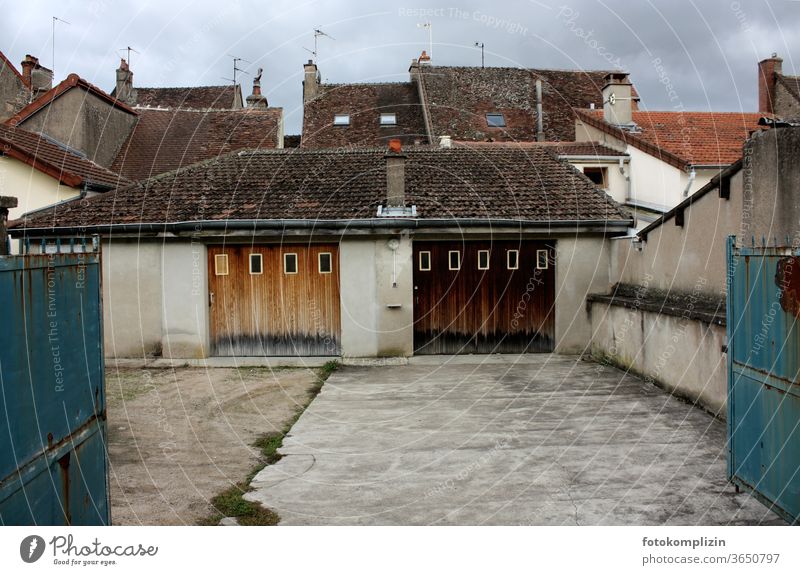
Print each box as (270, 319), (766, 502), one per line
(334, 114), (350, 126)
(486, 113), (506, 128)
(380, 113), (397, 126)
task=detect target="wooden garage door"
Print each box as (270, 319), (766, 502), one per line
(208, 244), (340, 356)
(413, 241), (555, 354)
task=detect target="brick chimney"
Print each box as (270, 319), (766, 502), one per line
(758, 54), (783, 115)
(247, 67), (268, 108)
(115, 58), (134, 104)
(21, 55), (52, 94)
(418, 50), (431, 66)
(386, 139), (406, 208)
(602, 72), (634, 127)
(303, 60), (320, 103)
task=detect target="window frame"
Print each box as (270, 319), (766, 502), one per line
(583, 166), (608, 189)
(214, 254), (229, 276)
(249, 253), (263, 275)
(333, 113), (351, 126)
(536, 249), (550, 270)
(448, 250), (461, 271)
(418, 251), (431, 271)
(283, 252), (299, 275)
(477, 250), (490, 270)
(507, 249), (519, 270)
(379, 113), (397, 126)
(486, 113), (506, 128)
(318, 252), (333, 274)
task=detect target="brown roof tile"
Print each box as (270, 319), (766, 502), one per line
(14, 147), (630, 231)
(0, 124), (128, 189)
(454, 140), (626, 157)
(110, 107), (283, 181)
(132, 85), (242, 109)
(575, 109), (765, 167)
(301, 83), (427, 148)
(418, 66), (638, 142)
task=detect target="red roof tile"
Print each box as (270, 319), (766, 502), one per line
(0, 124), (128, 189)
(110, 107), (283, 181)
(575, 109), (765, 167)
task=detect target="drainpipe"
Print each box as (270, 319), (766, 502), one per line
(682, 166), (696, 198)
(535, 78), (545, 142)
(618, 157), (635, 229)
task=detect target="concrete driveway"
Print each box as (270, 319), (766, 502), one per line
(246, 355), (783, 525)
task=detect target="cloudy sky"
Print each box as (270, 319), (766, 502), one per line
(2, 0), (798, 133)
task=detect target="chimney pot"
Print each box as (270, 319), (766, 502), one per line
(439, 135), (452, 148)
(419, 50), (431, 66)
(388, 138), (402, 153)
(115, 58), (134, 104)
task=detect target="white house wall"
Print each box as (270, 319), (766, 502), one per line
(161, 241), (209, 359)
(0, 156), (79, 221)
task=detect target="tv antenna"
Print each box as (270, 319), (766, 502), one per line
(52, 16), (71, 81)
(226, 55), (251, 87)
(417, 22), (432, 59)
(118, 46), (139, 67)
(475, 42), (485, 68)
(303, 28), (335, 63)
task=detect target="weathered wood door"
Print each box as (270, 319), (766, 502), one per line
(413, 240), (555, 354)
(208, 244), (340, 356)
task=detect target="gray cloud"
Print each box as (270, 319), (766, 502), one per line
(2, 0), (798, 134)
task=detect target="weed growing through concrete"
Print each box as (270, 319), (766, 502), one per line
(198, 361), (338, 526)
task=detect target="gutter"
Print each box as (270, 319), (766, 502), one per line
(558, 155), (630, 162)
(11, 217), (634, 237)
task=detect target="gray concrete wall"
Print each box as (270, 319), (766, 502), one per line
(613, 169), (744, 296)
(339, 236), (414, 358)
(554, 235), (612, 353)
(589, 301), (727, 416)
(161, 241), (209, 359)
(775, 81), (800, 120)
(19, 88), (136, 168)
(102, 239), (163, 358)
(0, 65), (26, 122)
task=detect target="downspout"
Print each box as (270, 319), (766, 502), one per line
(682, 166), (696, 198)
(618, 157), (634, 230)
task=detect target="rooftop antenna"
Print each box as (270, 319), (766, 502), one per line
(303, 28), (335, 63)
(118, 46), (139, 67)
(227, 54), (251, 87)
(417, 22), (432, 59)
(475, 42), (485, 68)
(52, 16), (71, 81)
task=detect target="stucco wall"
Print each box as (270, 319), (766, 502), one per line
(0, 156), (79, 221)
(554, 235), (612, 353)
(161, 241), (209, 359)
(589, 301), (727, 416)
(102, 240), (163, 358)
(574, 161), (628, 205)
(340, 236), (414, 358)
(19, 88), (136, 168)
(775, 81), (800, 120)
(612, 169), (744, 296)
(0, 64), (26, 122)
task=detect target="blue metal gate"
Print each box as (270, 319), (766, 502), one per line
(726, 236), (800, 524)
(0, 245), (108, 525)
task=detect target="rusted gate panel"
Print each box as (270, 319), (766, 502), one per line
(413, 240), (555, 354)
(208, 244), (341, 356)
(727, 236), (800, 524)
(0, 250), (108, 525)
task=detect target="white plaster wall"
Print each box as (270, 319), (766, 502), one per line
(339, 239), (379, 357)
(555, 235), (612, 353)
(0, 156), (79, 220)
(574, 161), (628, 205)
(102, 239), (163, 358)
(374, 234), (414, 356)
(161, 241), (209, 359)
(590, 302), (727, 417)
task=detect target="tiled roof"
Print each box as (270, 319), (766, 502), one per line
(14, 147), (631, 230)
(301, 83), (427, 148)
(454, 140), (626, 157)
(776, 74), (800, 105)
(0, 124), (128, 189)
(131, 85), (242, 109)
(0, 50), (27, 87)
(110, 107), (283, 181)
(575, 109), (765, 167)
(6, 74), (137, 126)
(417, 66), (638, 142)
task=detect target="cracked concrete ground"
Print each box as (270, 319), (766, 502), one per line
(246, 355), (785, 525)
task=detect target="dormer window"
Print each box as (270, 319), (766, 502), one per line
(486, 113), (506, 128)
(380, 113), (397, 126)
(333, 114), (350, 126)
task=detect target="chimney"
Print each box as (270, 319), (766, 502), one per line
(758, 54), (783, 115)
(419, 50), (431, 66)
(386, 139), (406, 208)
(409, 58), (420, 83)
(602, 72), (633, 127)
(303, 60), (320, 103)
(21, 55), (52, 94)
(20, 55), (35, 87)
(115, 58), (134, 104)
(438, 135), (452, 148)
(246, 67), (268, 108)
